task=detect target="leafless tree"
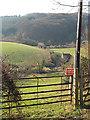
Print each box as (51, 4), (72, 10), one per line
(51, 0), (89, 14)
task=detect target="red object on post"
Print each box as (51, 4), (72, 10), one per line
(66, 68), (74, 75)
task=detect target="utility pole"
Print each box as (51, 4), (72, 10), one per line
(88, 2), (90, 76)
(74, 0), (83, 108)
(75, 0), (83, 72)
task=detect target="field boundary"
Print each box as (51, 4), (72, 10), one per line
(2, 75), (73, 110)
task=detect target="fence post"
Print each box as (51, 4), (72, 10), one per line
(61, 76), (62, 105)
(73, 68), (79, 108)
(37, 78), (39, 107)
(80, 73), (83, 107)
(8, 91), (11, 117)
(69, 75), (73, 103)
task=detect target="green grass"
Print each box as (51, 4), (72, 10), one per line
(49, 47), (87, 57)
(2, 75), (69, 117)
(2, 74), (89, 119)
(2, 75), (88, 120)
(1, 42), (50, 65)
(1, 43), (89, 119)
(3, 74), (88, 120)
(49, 48), (76, 56)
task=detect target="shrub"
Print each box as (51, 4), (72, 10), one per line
(2, 60), (22, 118)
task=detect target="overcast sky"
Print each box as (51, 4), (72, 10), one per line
(0, 0), (88, 16)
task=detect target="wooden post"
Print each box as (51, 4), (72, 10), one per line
(73, 68), (79, 108)
(61, 76), (62, 105)
(0, 20), (2, 119)
(80, 73), (83, 107)
(8, 92), (11, 117)
(75, 0), (83, 74)
(69, 76), (73, 103)
(88, 1), (90, 76)
(74, 0), (83, 108)
(37, 78), (39, 107)
(76, 69), (79, 107)
(75, 69), (79, 107)
(69, 76), (72, 94)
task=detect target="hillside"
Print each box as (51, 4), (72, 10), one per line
(50, 48), (76, 56)
(2, 13), (88, 46)
(1, 42), (50, 65)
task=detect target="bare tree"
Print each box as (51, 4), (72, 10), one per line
(51, 0), (89, 14)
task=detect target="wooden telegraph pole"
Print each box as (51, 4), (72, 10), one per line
(75, 0), (83, 71)
(74, 0), (83, 108)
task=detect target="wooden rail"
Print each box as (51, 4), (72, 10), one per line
(2, 75), (73, 110)
(2, 100), (71, 110)
(80, 74), (90, 107)
(15, 82), (72, 89)
(18, 75), (65, 80)
(2, 94), (72, 103)
(3, 88), (71, 97)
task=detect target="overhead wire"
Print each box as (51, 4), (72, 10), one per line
(51, 0), (89, 14)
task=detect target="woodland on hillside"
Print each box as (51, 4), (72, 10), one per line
(2, 13), (88, 46)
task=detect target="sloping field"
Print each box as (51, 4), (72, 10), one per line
(49, 48), (76, 56)
(1, 42), (50, 65)
(49, 47), (87, 57)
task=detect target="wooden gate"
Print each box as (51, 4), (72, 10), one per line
(2, 75), (73, 113)
(73, 68), (90, 108)
(79, 74), (90, 108)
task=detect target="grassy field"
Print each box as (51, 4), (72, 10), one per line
(1, 42), (86, 66)
(1, 43), (89, 119)
(49, 48), (76, 56)
(1, 42), (50, 65)
(2, 73), (89, 119)
(49, 47), (88, 57)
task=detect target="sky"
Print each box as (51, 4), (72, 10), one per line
(0, 0), (88, 16)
